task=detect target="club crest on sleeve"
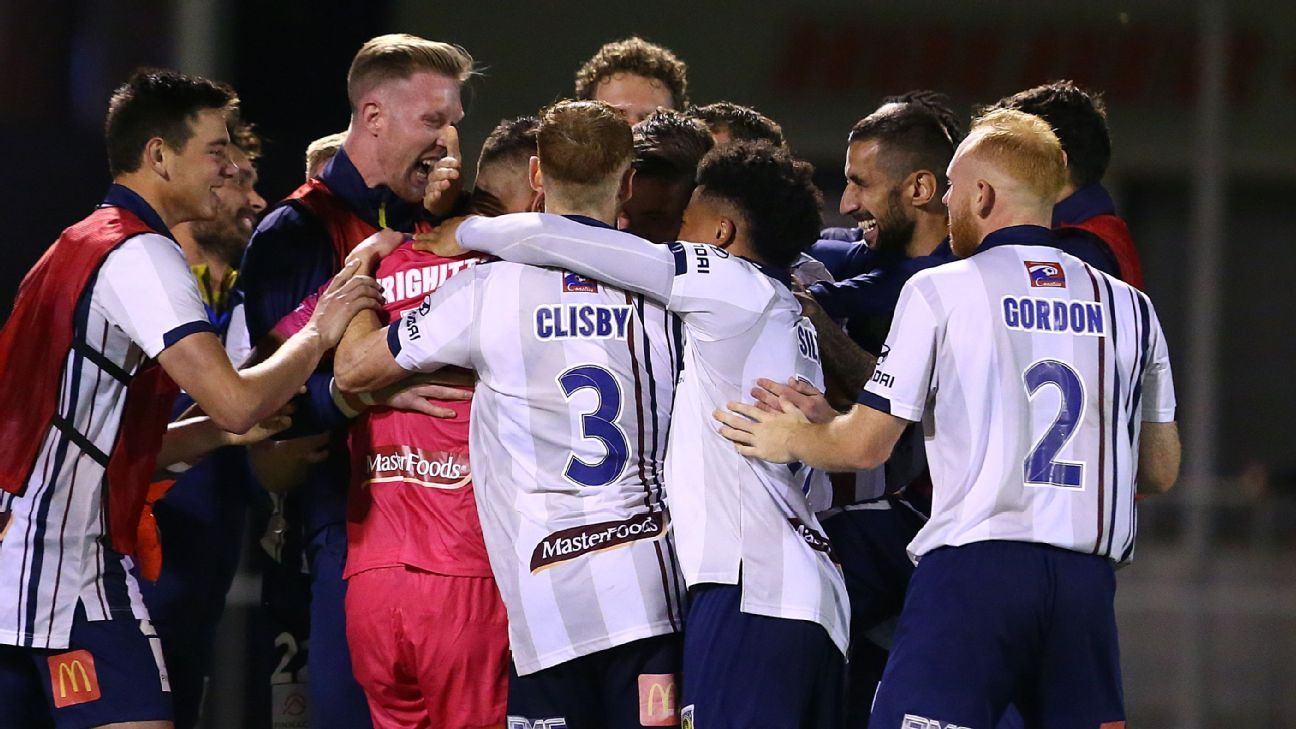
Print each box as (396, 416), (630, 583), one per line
(1025, 261), (1065, 288)
(562, 272), (599, 293)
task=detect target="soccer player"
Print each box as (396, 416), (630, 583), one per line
(575, 37), (689, 124)
(468, 115), (541, 217)
(619, 109), (713, 244)
(134, 116), (270, 729)
(334, 100), (685, 729)
(417, 139), (848, 729)
(306, 132), (347, 181)
(716, 109), (1181, 728)
(987, 80), (1145, 287)
(687, 101), (787, 148)
(0, 69), (379, 729)
(237, 34), (474, 729)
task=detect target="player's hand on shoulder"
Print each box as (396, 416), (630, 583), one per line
(308, 258), (384, 347)
(423, 125), (462, 217)
(713, 398), (810, 464)
(752, 377), (836, 424)
(412, 216), (470, 257)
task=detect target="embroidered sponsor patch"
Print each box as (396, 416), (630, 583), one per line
(48, 650), (101, 708)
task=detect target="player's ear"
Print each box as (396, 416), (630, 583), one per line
(144, 137), (168, 179)
(360, 97), (383, 136)
(974, 179), (995, 219)
(911, 170), (938, 207)
(528, 156), (543, 195)
(716, 216), (737, 248)
(617, 167), (635, 206)
(529, 190), (545, 213)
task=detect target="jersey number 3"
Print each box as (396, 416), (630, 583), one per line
(559, 364), (630, 488)
(1022, 359), (1086, 489)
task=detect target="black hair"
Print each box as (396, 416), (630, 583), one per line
(847, 90), (961, 190)
(632, 109), (714, 187)
(104, 68), (238, 177)
(688, 102), (786, 148)
(696, 141), (822, 268)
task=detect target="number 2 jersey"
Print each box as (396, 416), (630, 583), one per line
(455, 213), (850, 658)
(859, 226), (1176, 564)
(388, 217), (685, 675)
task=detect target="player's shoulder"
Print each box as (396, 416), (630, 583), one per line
(103, 232), (188, 277)
(249, 202), (328, 249)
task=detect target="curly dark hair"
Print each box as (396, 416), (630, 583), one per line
(984, 80), (1110, 188)
(574, 37), (689, 108)
(227, 115), (262, 162)
(105, 68), (238, 177)
(847, 90), (961, 191)
(632, 109), (713, 187)
(688, 101), (786, 148)
(478, 115), (539, 172)
(696, 141), (822, 268)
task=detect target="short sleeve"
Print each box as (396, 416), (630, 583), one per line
(1140, 302), (1176, 423)
(95, 234), (213, 358)
(390, 262), (481, 373)
(666, 242), (772, 340)
(857, 278), (940, 422)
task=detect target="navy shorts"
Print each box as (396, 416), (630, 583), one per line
(306, 524), (372, 729)
(507, 633), (681, 729)
(0, 604), (171, 729)
(682, 584), (844, 729)
(869, 541), (1125, 729)
(821, 495), (926, 725)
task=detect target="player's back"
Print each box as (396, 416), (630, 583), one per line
(663, 243), (848, 656)
(464, 260), (684, 674)
(897, 243), (1173, 562)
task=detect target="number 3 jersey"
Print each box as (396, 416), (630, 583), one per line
(388, 218), (685, 676)
(859, 226), (1176, 564)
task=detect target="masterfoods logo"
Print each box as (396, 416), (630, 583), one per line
(530, 511), (666, 572)
(364, 446), (471, 490)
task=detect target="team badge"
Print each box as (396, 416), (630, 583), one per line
(680, 704), (695, 729)
(562, 272), (598, 293)
(638, 673), (678, 726)
(1025, 261), (1066, 288)
(47, 650), (101, 708)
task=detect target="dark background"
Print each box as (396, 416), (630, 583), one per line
(2, 1), (1294, 724)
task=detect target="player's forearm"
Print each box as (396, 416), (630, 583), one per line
(786, 405), (899, 472)
(811, 312), (877, 406)
(156, 416), (228, 469)
(458, 214), (675, 302)
(333, 310), (407, 394)
(222, 326), (328, 433)
(1136, 420), (1181, 494)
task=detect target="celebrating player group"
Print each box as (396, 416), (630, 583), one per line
(0, 30), (1179, 729)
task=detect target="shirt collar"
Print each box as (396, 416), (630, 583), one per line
(101, 184), (175, 241)
(745, 257), (793, 287)
(1052, 183), (1115, 227)
(974, 224), (1057, 255)
(562, 214), (616, 230)
(319, 147), (427, 233)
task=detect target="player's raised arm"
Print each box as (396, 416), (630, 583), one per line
(456, 212), (677, 303)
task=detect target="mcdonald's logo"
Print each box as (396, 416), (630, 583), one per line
(638, 673), (678, 727)
(47, 650), (101, 708)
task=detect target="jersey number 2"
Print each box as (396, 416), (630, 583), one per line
(1022, 359), (1086, 488)
(559, 365), (630, 488)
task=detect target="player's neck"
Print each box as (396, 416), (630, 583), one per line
(908, 211), (948, 258)
(110, 175), (188, 230)
(542, 195), (618, 227)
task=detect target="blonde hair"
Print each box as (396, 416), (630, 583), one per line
(304, 131), (346, 180)
(346, 34), (474, 111)
(537, 100), (633, 194)
(965, 108), (1067, 203)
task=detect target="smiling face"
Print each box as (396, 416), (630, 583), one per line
(372, 71), (464, 203)
(189, 144), (266, 266)
(839, 138), (915, 256)
(166, 109), (237, 223)
(594, 73), (674, 125)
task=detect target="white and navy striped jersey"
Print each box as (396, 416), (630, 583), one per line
(456, 213), (850, 657)
(0, 228), (211, 650)
(859, 226), (1176, 564)
(390, 218), (685, 675)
